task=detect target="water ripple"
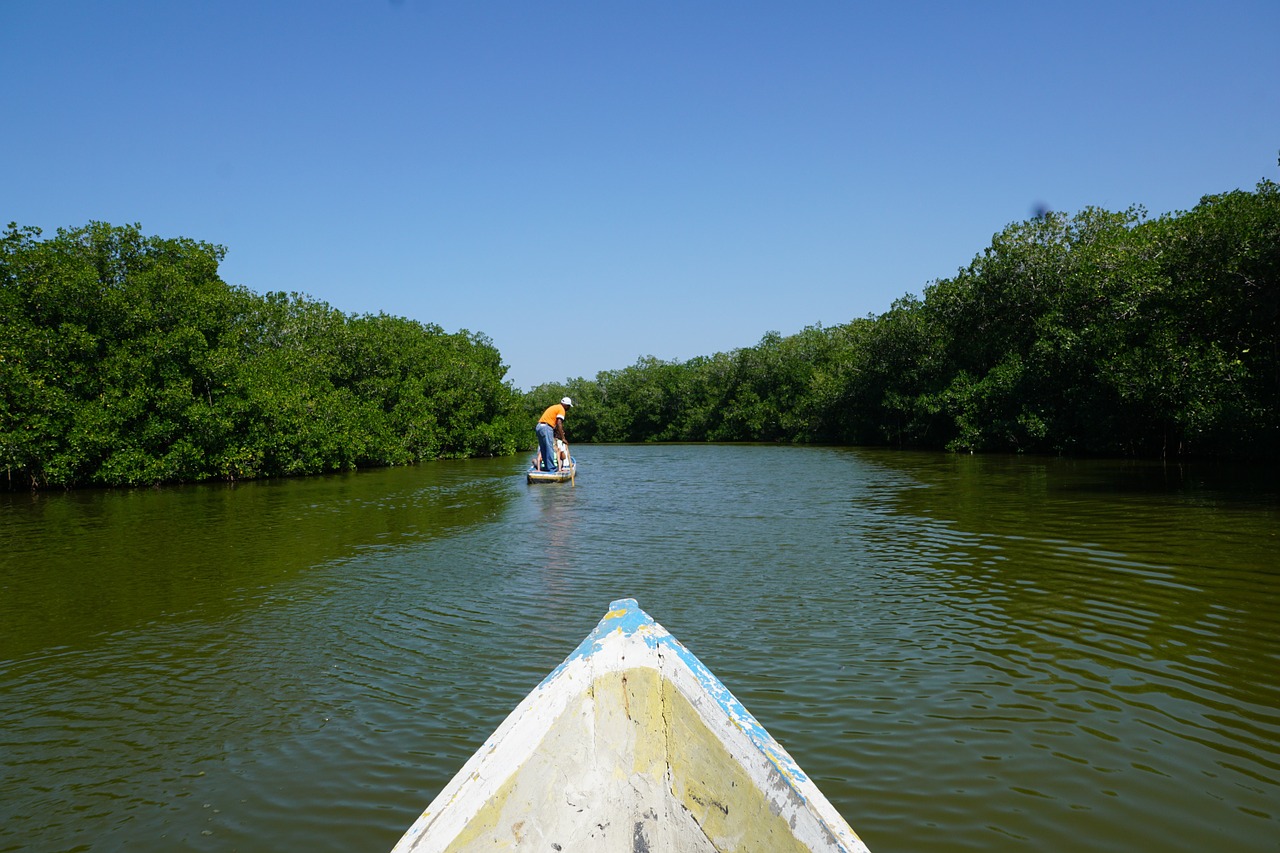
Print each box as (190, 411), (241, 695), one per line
(1, 447), (1277, 852)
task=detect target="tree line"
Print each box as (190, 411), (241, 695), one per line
(1, 221), (526, 489)
(528, 180), (1279, 461)
(6, 179), (1276, 490)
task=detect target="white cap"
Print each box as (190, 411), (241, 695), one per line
(561, 397), (574, 408)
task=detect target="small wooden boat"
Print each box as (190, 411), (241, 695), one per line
(526, 458), (576, 483)
(390, 598), (870, 852)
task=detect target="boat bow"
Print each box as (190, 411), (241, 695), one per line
(392, 598), (870, 852)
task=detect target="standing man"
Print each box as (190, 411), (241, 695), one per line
(535, 397), (573, 471)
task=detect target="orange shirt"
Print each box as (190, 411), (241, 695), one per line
(538, 404), (567, 428)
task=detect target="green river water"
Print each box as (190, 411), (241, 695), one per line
(1, 444), (1276, 852)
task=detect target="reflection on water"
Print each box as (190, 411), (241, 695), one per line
(0, 446), (1276, 852)
(0, 461), (515, 659)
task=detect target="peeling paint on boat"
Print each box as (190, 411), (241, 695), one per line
(391, 598), (870, 852)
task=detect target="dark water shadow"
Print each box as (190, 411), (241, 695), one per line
(0, 460), (519, 660)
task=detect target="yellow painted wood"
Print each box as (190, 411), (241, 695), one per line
(439, 666), (825, 851)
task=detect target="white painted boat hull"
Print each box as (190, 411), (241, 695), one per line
(526, 460), (576, 483)
(391, 598), (870, 852)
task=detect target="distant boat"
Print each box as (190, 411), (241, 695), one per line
(526, 458), (576, 483)
(390, 598), (870, 852)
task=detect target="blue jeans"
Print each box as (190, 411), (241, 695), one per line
(535, 422), (557, 470)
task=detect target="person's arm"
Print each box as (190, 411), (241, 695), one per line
(553, 418), (567, 442)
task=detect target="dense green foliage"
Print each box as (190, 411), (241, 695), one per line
(1, 222), (525, 489)
(528, 181), (1280, 460)
(8, 179), (1276, 489)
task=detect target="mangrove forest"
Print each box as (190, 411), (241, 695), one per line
(4, 177), (1278, 490)
(532, 180), (1279, 461)
(1, 222), (526, 489)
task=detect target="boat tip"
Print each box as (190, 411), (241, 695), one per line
(606, 597), (640, 614)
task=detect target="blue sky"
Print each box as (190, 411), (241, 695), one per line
(5, 1), (1277, 390)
